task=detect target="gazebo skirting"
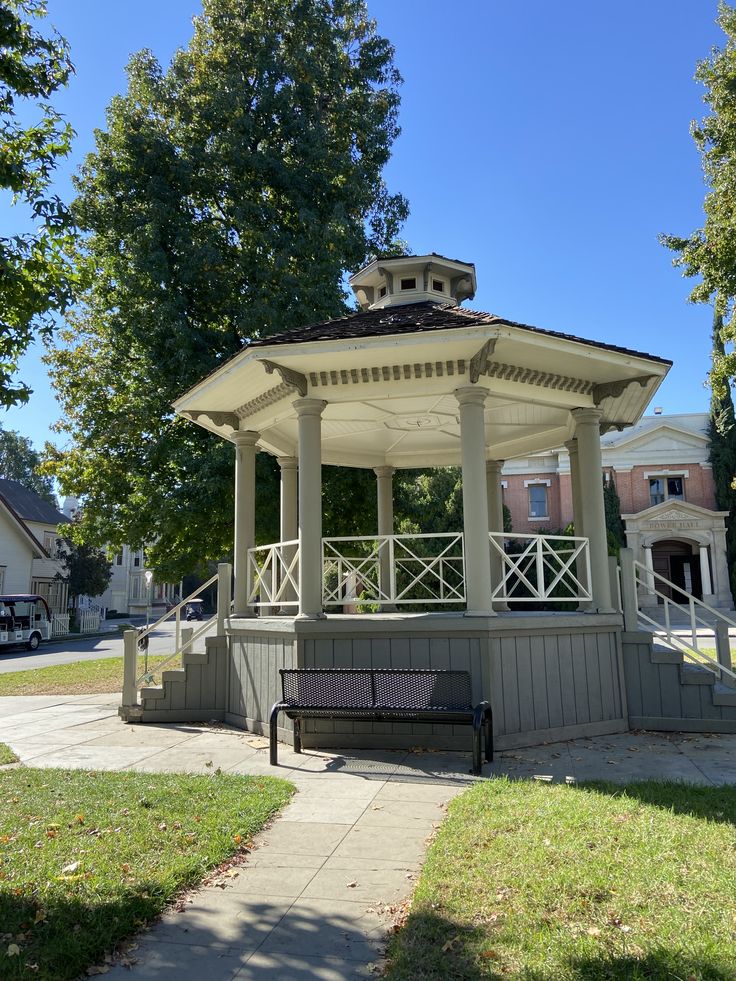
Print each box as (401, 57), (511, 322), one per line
(133, 611), (627, 752)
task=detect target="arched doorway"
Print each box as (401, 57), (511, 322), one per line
(651, 539), (702, 602)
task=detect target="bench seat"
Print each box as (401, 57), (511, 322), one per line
(269, 667), (493, 775)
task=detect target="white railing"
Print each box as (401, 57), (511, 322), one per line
(78, 609), (101, 633)
(631, 559), (736, 684)
(488, 532), (592, 604)
(247, 539), (300, 610)
(51, 614), (70, 637)
(322, 533), (465, 606)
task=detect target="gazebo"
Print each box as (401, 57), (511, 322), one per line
(163, 253), (672, 751)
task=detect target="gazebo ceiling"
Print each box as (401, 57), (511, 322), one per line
(174, 254), (671, 469)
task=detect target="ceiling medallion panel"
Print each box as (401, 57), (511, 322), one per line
(385, 414), (451, 432)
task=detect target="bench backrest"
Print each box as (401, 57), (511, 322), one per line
(280, 668), (472, 710)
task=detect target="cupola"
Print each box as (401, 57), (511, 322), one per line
(349, 253), (476, 311)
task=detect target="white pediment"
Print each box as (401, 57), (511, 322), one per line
(602, 422), (709, 468)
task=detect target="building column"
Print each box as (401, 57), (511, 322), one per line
(571, 407), (613, 613)
(486, 459), (507, 611)
(640, 543), (658, 608)
(712, 527), (732, 608)
(699, 545), (713, 599)
(233, 430), (259, 616)
(456, 387), (494, 616)
(278, 457), (298, 610)
(295, 398), (326, 619)
(374, 466), (395, 607)
(564, 439), (584, 538)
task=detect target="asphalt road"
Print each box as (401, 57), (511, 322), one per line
(0, 617), (216, 673)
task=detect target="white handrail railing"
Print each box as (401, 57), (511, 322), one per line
(322, 533), (465, 606)
(632, 559), (736, 684)
(247, 539), (300, 609)
(488, 532), (591, 603)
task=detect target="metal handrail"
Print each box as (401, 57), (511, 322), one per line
(633, 559), (736, 683)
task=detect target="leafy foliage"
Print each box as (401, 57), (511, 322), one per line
(661, 3), (736, 393)
(603, 474), (625, 556)
(55, 535), (112, 604)
(708, 309), (736, 601)
(0, 426), (56, 504)
(0, 0), (75, 408)
(44, 0), (407, 580)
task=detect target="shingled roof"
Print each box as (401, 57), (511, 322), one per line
(0, 479), (67, 525)
(245, 301), (672, 366)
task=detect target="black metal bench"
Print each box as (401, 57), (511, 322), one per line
(269, 668), (493, 775)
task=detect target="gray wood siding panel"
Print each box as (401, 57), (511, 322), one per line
(596, 633), (616, 720)
(543, 635), (564, 729)
(634, 641), (663, 719)
(570, 633), (589, 725)
(586, 634), (603, 721)
(529, 634), (549, 731)
(489, 638), (505, 734)
(622, 645), (643, 719)
(556, 634), (577, 726)
(500, 636), (520, 734)
(515, 635), (536, 733)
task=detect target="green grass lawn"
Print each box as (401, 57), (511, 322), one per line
(0, 743), (18, 765)
(385, 778), (736, 981)
(0, 767), (293, 979)
(0, 655), (180, 696)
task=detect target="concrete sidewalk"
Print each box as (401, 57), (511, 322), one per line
(2, 695), (736, 979)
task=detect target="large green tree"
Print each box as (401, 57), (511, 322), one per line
(1, 0), (75, 407)
(708, 309), (736, 600)
(661, 3), (736, 392)
(0, 426), (56, 504)
(45, 0), (407, 580)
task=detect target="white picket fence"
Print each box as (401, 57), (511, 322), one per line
(77, 609), (102, 633)
(51, 614), (70, 638)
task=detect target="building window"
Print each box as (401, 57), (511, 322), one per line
(43, 532), (59, 557)
(378, 285), (387, 298)
(115, 553), (123, 566)
(400, 277), (416, 291)
(432, 279), (445, 293)
(133, 553), (141, 567)
(528, 484), (548, 519)
(649, 476), (684, 507)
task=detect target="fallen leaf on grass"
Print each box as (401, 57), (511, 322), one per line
(7, 944), (20, 957)
(442, 935), (461, 953)
(480, 950), (500, 959)
(586, 927), (601, 937)
(347, 881), (357, 888)
(61, 861), (79, 875)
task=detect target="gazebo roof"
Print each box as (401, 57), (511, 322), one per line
(174, 257), (671, 469)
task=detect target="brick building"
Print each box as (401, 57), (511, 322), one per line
(501, 412), (732, 608)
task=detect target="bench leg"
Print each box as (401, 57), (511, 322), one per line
(293, 718), (302, 755)
(269, 701), (287, 766)
(484, 708), (494, 763)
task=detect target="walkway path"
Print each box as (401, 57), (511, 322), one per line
(2, 694), (736, 978)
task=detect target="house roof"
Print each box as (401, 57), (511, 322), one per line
(0, 480), (68, 525)
(245, 301), (673, 365)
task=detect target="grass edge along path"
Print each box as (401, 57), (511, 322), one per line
(0, 767), (294, 980)
(0, 656), (180, 696)
(0, 743), (18, 765)
(384, 777), (736, 981)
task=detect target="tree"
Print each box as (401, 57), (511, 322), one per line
(708, 308), (736, 600)
(0, 426), (56, 504)
(603, 474), (625, 556)
(44, 0), (407, 581)
(56, 537), (112, 607)
(1, 0), (75, 408)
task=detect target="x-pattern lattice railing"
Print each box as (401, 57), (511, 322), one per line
(247, 539), (300, 609)
(488, 532), (591, 603)
(322, 533), (465, 606)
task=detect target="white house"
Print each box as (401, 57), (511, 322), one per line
(0, 479), (69, 612)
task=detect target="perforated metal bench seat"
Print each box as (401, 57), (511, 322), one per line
(269, 668), (493, 775)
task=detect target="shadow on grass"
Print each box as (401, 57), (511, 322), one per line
(574, 778), (736, 826)
(385, 910), (734, 981)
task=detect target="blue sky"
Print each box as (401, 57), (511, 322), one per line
(1, 0), (727, 450)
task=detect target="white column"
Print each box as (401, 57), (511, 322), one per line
(233, 430), (258, 616)
(699, 545), (713, 597)
(640, 543), (658, 607)
(564, 439), (584, 538)
(456, 387), (494, 616)
(571, 407), (613, 613)
(374, 466), (395, 606)
(278, 457), (298, 610)
(295, 398), (326, 619)
(486, 460), (507, 611)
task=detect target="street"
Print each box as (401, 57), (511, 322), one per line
(0, 617), (215, 673)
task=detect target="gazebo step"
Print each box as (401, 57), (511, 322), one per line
(651, 645), (682, 664)
(713, 683), (736, 707)
(161, 669), (186, 685)
(139, 686), (165, 701)
(679, 664), (716, 686)
(182, 652), (208, 665)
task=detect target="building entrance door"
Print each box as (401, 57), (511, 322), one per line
(651, 540), (702, 602)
